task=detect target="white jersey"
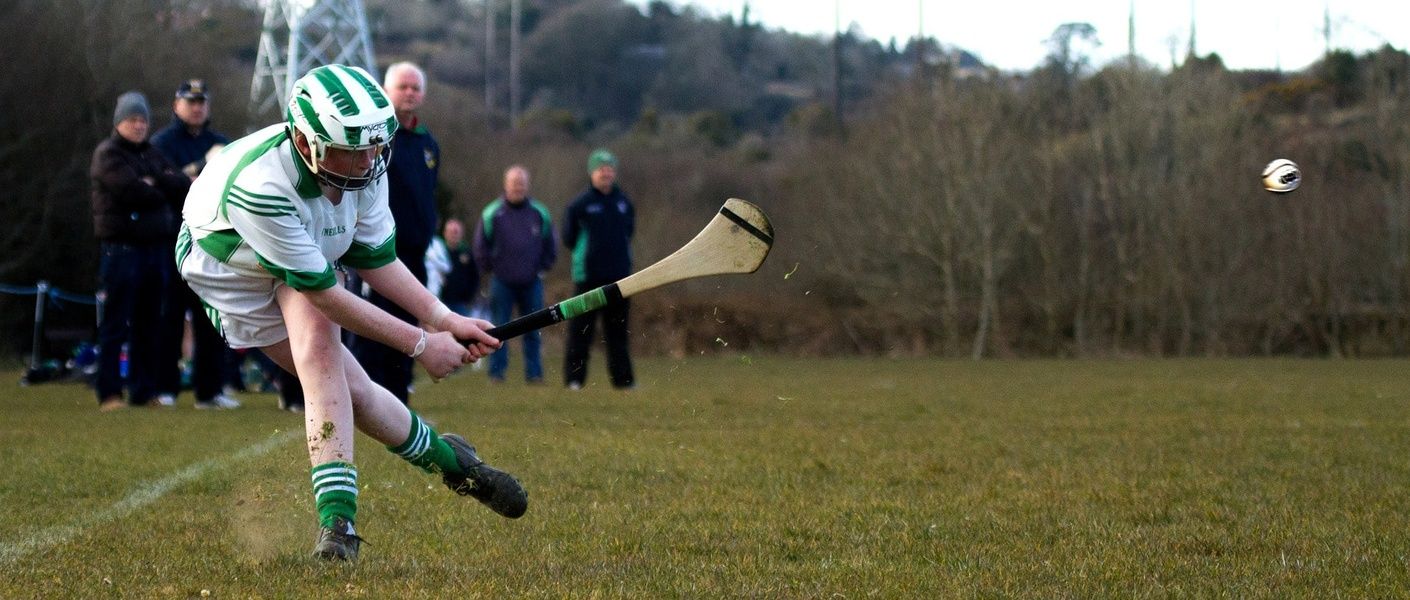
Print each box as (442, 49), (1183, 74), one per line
(177, 124), (397, 347)
(179, 124), (396, 291)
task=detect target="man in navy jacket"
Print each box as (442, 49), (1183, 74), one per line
(152, 79), (239, 409)
(561, 149), (635, 390)
(351, 62), (442, 404)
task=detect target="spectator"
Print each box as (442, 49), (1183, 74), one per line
(90, 91), (190, 411)
(427, 217), (480, 318)
(350, 61), (439, 405)
(152, 80), (230, 179)
(561, 149), (635, 390)
(151, 78), (239, 409)
(177, 65), (524, 560)
(473, 166), (555, 384)
(424, 219), (451, 299)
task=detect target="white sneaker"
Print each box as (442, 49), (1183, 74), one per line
(195, 393), (242, 410)
(155, 394), (176, 407)
(566, 382), (583, 391)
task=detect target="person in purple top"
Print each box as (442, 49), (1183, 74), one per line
(473, 165), (556, 383)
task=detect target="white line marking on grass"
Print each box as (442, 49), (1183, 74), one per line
(0, 430), (299, 566)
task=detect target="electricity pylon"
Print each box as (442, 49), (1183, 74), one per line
(249, 0), (378, 125)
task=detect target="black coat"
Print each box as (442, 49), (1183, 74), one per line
(89, 133), (189, 243)
(561, 184), (634, 284)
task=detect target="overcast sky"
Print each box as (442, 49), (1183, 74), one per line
(636, 1), (1405, 72)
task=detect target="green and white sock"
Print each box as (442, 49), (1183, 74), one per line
(311, 461), (358, 528)
(388, 412), (462, 476)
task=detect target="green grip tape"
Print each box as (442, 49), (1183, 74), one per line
(558, 288), (608, 320)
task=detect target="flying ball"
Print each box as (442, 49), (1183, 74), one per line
(1261, 159), (1301, 193)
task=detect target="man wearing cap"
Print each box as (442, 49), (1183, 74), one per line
(349, 62), (441, 404)
(153, 79), (231, 179)
(90, 91), (190, 410)
(152, 79), (240, 409)
(561, 148), (636, 390)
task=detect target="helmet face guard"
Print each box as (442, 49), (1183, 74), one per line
(303, 139), (392, 191)
(285, 64), (398, 192)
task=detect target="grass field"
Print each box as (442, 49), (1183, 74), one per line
(2, 357), (1409, 597)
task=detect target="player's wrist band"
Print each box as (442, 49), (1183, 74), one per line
(409, 329), (428, 358)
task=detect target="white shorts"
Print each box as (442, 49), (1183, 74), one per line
(179, 243), (290, 349)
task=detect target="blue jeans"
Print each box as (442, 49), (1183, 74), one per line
(489, 277), (544, 381)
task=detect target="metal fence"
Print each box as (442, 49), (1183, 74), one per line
(0, 281), (98, 383)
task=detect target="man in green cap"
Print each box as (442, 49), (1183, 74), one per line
(561, 148), (635, 390)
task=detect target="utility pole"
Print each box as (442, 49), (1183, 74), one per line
(510, 0), (521, 128)
(250, 0), (377, 126)
(1322, 2), (1332, 56)
(832, 0), (843, 130)
(1127, 0), (1136, 69)
(916, 0), (924, 71)
(1186, 0), (1197, 60)
(485, 0), (495, 116)
(1274, 12), (1282, 72)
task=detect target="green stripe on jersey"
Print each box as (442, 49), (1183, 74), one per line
(340, 232), (396, 270)
(230, 184), (296, 205)
(479, 199), (504, 240)
(225, 197), (293, 218)
(201, 302), (224, 337)
(175, 223), (193, 267)
(572, 232), (589, 283)
(257, 254), (337, 291)
(227, 188), (295, 216)
(196, 229), (244, 263)
(219, 129), (291, 222)
(530, 199), (554, 238)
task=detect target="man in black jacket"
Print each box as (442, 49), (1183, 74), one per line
(90, 91), (190, 411)
(561, 149), (635, 390)
(350, 62), (440, 404)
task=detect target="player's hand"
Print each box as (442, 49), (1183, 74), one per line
(417, 331), (471, 379)
(444, 314), (501, 361)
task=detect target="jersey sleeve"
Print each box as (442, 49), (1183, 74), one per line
(341, 179), (397, 270)
(224, 182), (337, 291)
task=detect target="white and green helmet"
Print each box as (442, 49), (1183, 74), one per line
(285, 64), (398, 190)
